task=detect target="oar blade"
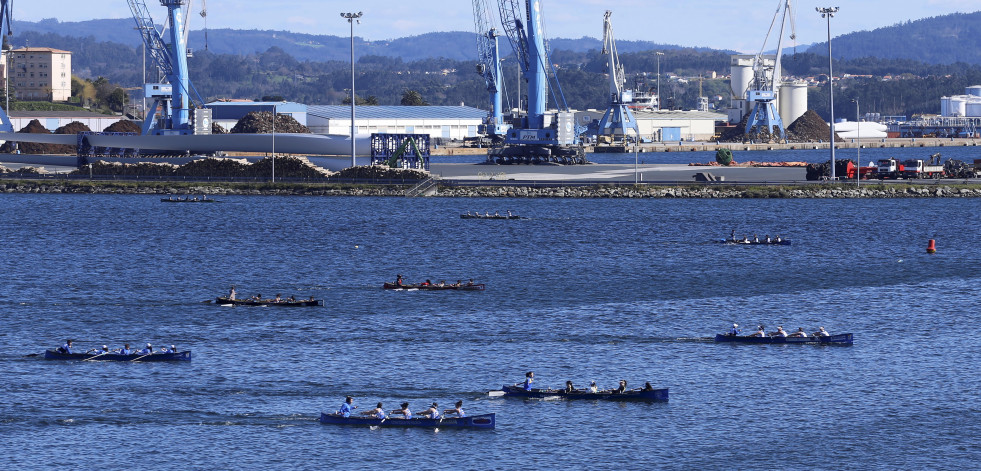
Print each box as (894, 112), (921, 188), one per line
(487, 390), (505, 397)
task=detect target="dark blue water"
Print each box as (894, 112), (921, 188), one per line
(2, 194), (980, 469)
(435, 144), (981, 165)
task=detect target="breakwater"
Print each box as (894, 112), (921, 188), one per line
(3, 179), (981, 198)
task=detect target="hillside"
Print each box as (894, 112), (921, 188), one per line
(806, 11), (981, 65)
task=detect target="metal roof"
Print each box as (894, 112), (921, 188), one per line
(307, 105), (487, 120)
(9, 110), (120, 118)
(633, 110), (728, 121)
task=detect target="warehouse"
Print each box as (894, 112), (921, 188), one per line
(575, 109), (726, 142)
(305, 105), (487, 141)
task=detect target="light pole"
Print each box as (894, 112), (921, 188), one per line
(341, 12), (363, 168)
(818, 7), (839, 180)
(655, 52), (664, 111)
(271, 103), (276, 183)
(852, 98), (859, 187)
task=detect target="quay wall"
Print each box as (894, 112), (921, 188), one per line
(3, 180), (981, 198)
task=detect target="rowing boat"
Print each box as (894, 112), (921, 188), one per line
(317, 412), (495, 429)
(160, 198), (217, 203)
(461, 214), (527, 220)
(214, 297), (322, 306)
(714, 333), (853, 345)
(499, 384), (668, 401)
(382, 283), (485, 291)
(718, 239), (791, 246)
(43, 350), (191, 361)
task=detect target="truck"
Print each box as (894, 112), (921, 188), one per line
(875, 154), (946, 179)
(875, 158), (904, 179)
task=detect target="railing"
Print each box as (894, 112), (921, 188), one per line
(404, 176), (439, 197)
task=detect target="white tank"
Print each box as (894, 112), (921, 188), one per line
(965, 100), (981, 117)
(778, 81), (808, 125)
(941, 97), (951, 117)
(966, 85), (981, 97)
(729, 55), (756, 99)
(950, 96), (967, 117)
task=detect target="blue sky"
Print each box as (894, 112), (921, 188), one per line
(16, 0), (980, 52)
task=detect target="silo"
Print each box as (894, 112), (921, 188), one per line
(941, 97), (951, 117)
(950, 96), (967, 117)
(778, 81), (808, 125)
(965, 98), (981, 117)
(729, 55), (755, 99)
(966, 85), (981, 97)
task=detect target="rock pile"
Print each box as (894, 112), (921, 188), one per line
(335, 165), (428, 180)
(230, 112), (310, 134)
(786, 110), (844, 142)
(69, 156), (331, 179)
(0, 119), (56, 154)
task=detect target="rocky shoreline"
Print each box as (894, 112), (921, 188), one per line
(2, 179), (981, 198)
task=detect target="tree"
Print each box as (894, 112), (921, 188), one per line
(107, 88), (129, 112)
(400, 90), (428, 106)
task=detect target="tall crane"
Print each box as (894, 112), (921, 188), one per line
(0, 0), (14, 132)
(472, 0), (507, 138)
(127, 0), (204, 135)
(745, 0), (796, 141)
(597, 10), (638, 140)
(490, 0), (585, 164)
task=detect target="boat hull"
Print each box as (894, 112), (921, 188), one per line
(714, 333), (853, 345)
(382, 283), (485, 291)
(43, 350), (191, 361)
(461, 214), (528, 220)
(317, 412), (495, 429)
(718, 239), (791, 246)
(215, 297), (321, 306)
(500, 384), (668, 401)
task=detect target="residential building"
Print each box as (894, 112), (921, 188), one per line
(8, 47), (72, 101)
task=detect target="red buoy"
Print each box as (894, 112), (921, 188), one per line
(927, 239), (936, 254)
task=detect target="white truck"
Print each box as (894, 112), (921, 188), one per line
(900, 159), (945, 179)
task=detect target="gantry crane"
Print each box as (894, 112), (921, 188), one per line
(472, 0), (507, 138)
(597, 10), (638, 140)
(745, 0), (796, 141)
(487, 0), (585, 164)
(127, 0), (205, 135)
(0, 0), (13, 132)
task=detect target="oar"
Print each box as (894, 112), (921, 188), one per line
(83, 351), (111, 361)
(130, 351), (154, 362)
(369, 416), (387, 431)
(487, 390), (505, 397)
(201, 299), (213, 303)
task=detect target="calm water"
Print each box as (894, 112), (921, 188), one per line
(1, 194), (980, 469)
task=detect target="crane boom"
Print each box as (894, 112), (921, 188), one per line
(472, 0), (506, 136)
(0, 0), (13, 132)
(597, 10), (638, 138)
(745, 0), (795, 141)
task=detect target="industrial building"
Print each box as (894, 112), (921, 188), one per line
(206, 100), (308, 131)
(4, 47), (72, 102)
(7, 110), (125, 132)
(940, 86), (981, 117)
(726, 54), (808, 127)
(306, 105), (487, 140)
(576, 109), (725, 142)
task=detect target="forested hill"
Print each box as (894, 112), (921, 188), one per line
(806, 11), (981, 65)
(10, 18), (720, 62)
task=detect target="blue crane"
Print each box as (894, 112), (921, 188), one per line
(488, 0), (585, 164)
(0, 0), (14, 132)
(744, 0), (795, 141)
(597, 11), (638, 140)
(472, 0), (507, 138)
(127, 0), (204, 135)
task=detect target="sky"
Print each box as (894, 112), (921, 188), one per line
(13, 0), (981, 53)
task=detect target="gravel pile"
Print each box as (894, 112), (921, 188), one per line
(230, 112), (310, 134)
(69, 156), (331, 179)
(103, 120), (142, 134)
(787, 110), (844, 143)
(0, 119), (56, 154)
(335, 166), (428, 180)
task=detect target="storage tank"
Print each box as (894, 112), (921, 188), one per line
(965, 98), (981, 117)
(778, 81), (808, 125)
(950, 96), (967, 117)
(941, 96), (951, 117)
(966, 85), (981, 97)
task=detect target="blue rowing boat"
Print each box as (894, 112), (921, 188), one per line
(714, 333), (853, 345)
(499, 384), (668, 401)
(43, 350), (192, 361)
(317, 412), (495, 429)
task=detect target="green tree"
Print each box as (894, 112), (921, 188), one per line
(107, 88), (129, 112)
(400, 90), (428, 106)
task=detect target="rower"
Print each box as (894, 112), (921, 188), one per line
(728, 323), (740, 336)
(788, 327), (808, 338)
(58, 339), (74, 354)
(753, 234), (760, 243)
(117, 343), (132, 355)
(772, 326), (788, 338)
(615, 380), (627, 394)
(138, 343), (153, 355)
(336, 396), (357, 417)
(564, 381), (576, 393)
(87, 345), (110, 355)
(765, 235), (772, 243)
(228, 285), (237, 300)
(417, 402), (440, 419)
(443, 400), (465, 418)
(391, 402), (412, 419)
(274, 294), (283, 303)
(396, 274), (404, 286)
(421, 279), (432, 286)
(361, 402), (386, 419)
(523, 371), (534, 391)
(813, 326), (830, 337)
(749, 325), (766, 337)
(588, 381), (598, 393)
(642, 382), (654, 391)
(466, 279), (475, 286)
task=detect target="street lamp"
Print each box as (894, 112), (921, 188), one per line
(817, 7), (839, 180)
(852, 98), (859, 187)
(655, 52), (664, 111)
(271, 103), (276, 183)
(341, 12), (363, 168)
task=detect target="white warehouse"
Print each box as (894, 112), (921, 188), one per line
(306, 105), (487, 140)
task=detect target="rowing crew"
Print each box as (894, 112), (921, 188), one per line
(394, 274), (476, 287)
(521, 371), (656, 394)
(725, 324), (830, 338)
(332, 396), (466, 420)
(57, 339), (178, 356)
